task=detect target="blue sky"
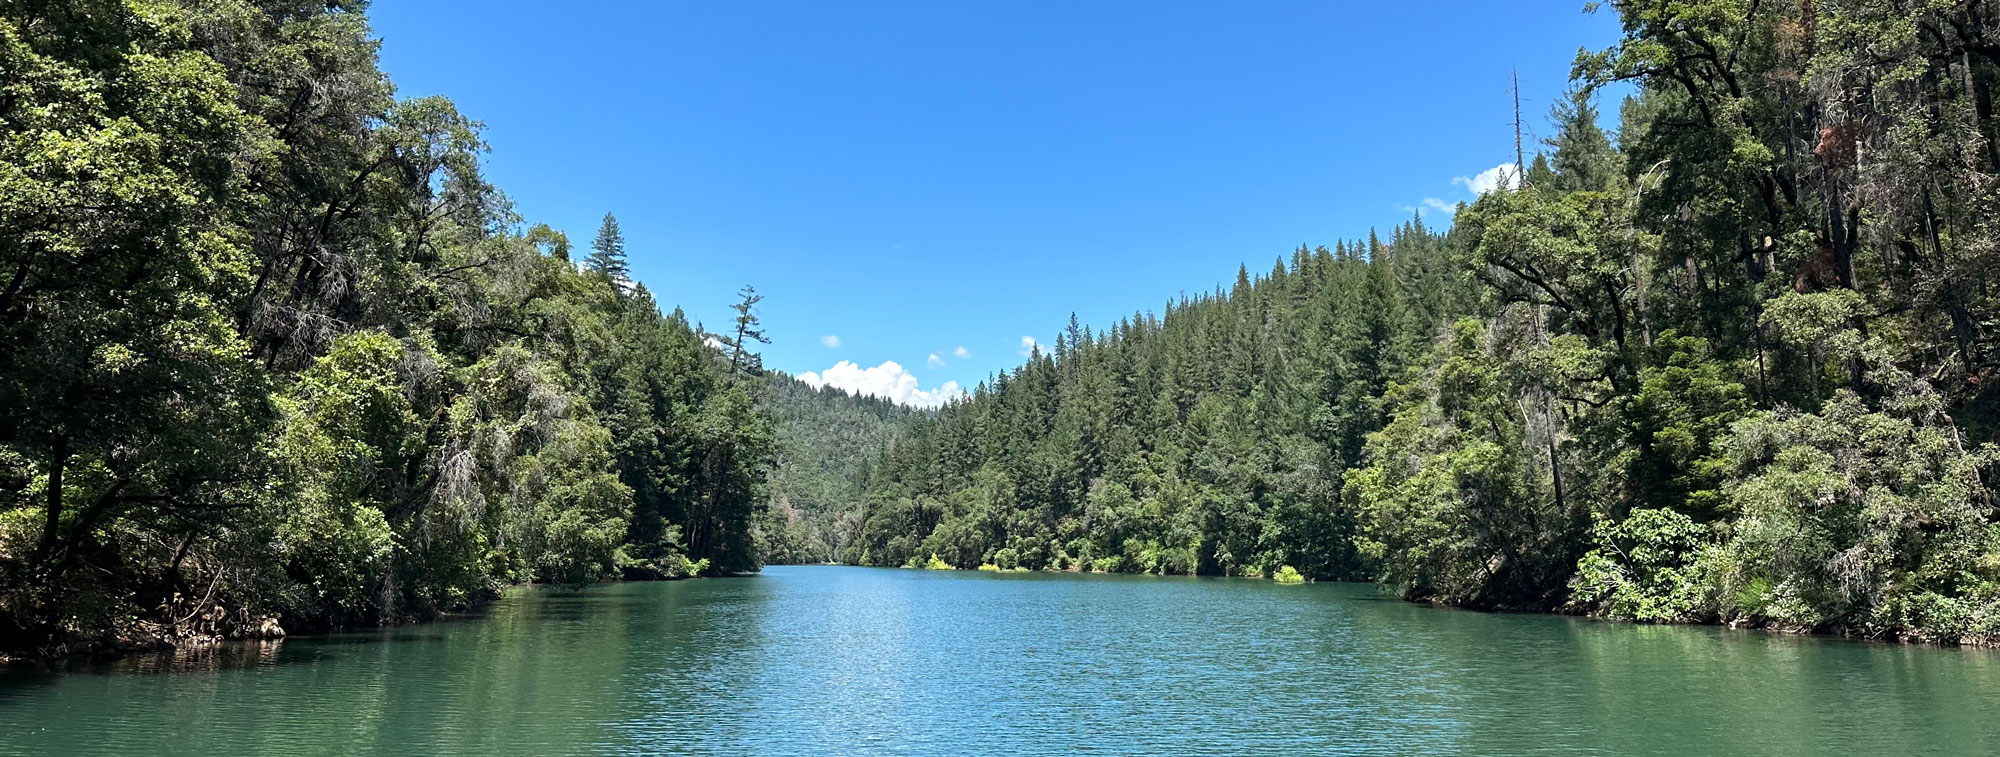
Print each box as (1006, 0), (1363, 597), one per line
(369, 1), (1626, 407)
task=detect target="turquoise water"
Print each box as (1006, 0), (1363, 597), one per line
(3, 565), (1998, 755)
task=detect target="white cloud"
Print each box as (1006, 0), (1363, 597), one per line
(797, 360), (965, 409)
(953, 345), (970, 359)
(1405, 163), (1518, 218)
(1452, 163), (1519, 196)
(702, 335), (725, 351)
(927, 353), (947, 369)
(1018, 336), (1044, 357)
(819, 334), (841, 349)
(1403, 198), (1461, 217)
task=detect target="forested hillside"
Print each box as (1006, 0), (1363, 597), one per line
(855, 223), (1457, 579)
(0, 1), (771, 657)
(757, 374), (919, 564)
(858, 1), (2000, 644)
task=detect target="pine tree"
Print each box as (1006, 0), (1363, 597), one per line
(1525, 152), (1557, 188)
(1548, 87), (1618, 193)
(588, 213), (629, 282)
(726, 285), (772, 381)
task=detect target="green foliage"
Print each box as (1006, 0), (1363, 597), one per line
(1569, 508), (1714, 622)
(1716, 389), (1999, 637)
(844, 0), (2000, 646)
(1348, 318), (1596, 609)
(1273, 565), (1305, 584)
(721, 286), (772, 381)
(852, 221), (1458, 584)
(265, 333), (421, 626)
(586, 213), (629, 282)
(12, 0), (2000, 655)
(1624, 334), (1750, 517)
(0, 0), (774, 656)
(755, 373), (918, 565)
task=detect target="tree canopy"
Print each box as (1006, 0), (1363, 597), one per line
(0, 0), (772, 656)
(849, 0), (2000, 644)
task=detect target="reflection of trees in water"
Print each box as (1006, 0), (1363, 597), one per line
(1324, 586), (1498, 754)
(609, 576), (783, 752)
(1560, 616), (2000, 753)
(1319, 590), (2000, 753)
(106, 638), (287, 675)
(8, 573), (2000, 754)
(420, 583), (641, 752)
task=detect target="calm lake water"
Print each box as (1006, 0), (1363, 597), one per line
(3, 565), (1998, 755)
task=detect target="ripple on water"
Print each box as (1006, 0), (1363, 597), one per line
(4, 567), (2000, 755)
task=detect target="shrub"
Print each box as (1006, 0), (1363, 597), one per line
(1568, 508), (1709, 622)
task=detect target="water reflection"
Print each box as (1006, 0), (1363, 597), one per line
(4, 568), (1999, 755)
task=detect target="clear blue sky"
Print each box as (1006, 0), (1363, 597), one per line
(368, 1), (1625, 407)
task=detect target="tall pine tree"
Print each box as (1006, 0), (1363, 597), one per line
(726, 285), (772, 381)
(588, 213), (630, 282)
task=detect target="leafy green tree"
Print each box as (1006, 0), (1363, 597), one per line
(0, 0), (276, 648)
(0, 0), (781, 655)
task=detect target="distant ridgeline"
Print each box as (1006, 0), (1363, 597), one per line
(757, 374), (923, 565)
(852, 4), (2000, 644)
(0, 1), (775, 656)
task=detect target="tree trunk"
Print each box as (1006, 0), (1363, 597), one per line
(34, 434), (68, 573)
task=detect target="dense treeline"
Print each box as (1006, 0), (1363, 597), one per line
(0, 0), (771, 657)
(858, 0), (2000, 644)
(854, 223), (1458, 578)
(756, 374), (920, 565)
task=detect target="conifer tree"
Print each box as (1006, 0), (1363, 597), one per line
(726, 285), (772, 381)
(1547, 87), (1618, 193)
(588, 213), (629, 282)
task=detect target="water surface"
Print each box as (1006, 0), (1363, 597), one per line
(3, 566), (1996, 755)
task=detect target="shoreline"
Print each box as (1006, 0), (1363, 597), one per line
(788, 562), (2000, 651)
(13, 566), (1993, 666)
(0, 572), (720, 666)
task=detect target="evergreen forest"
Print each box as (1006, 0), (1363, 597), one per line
(849, 2), (2000, 644)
